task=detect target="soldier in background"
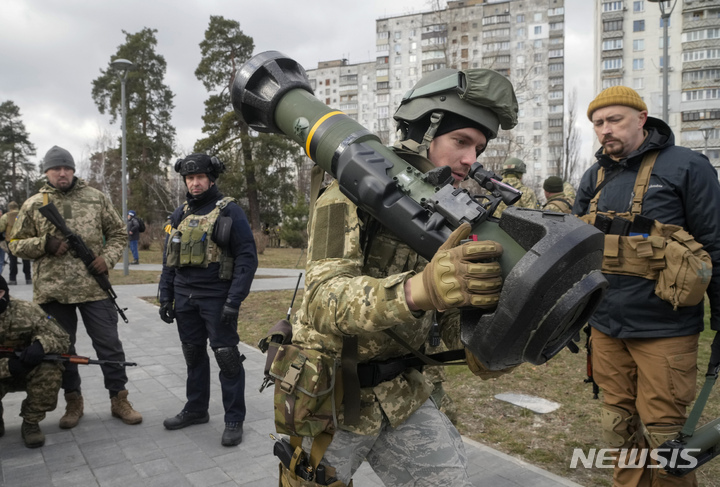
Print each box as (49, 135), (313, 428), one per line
(493, 157), (539, 216)
(542, 176), (574, 214)
(563, 180), (576, 201)
(0, 202), (32, 285)
(0, 275), (70, 448)
(9, 145), (142, 429)
(158, 153), (257, 447)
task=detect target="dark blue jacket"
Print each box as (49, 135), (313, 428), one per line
(158, 185), (258, 309)
(574, 116), (720, 338)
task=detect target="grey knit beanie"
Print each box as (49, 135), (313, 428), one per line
(43, 145), (75, 172)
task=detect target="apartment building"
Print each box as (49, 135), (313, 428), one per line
(306, 0), (567, 189)
(595, 0), (720, 169)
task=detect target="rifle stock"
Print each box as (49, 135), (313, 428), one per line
(38, 202), (129, 323)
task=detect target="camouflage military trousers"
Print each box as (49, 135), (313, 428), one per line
(0, 362), (63, 423)
(314, 399), (472, 486)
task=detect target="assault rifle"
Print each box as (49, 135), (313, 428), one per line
(0, 346), (137, 367)
(38, 202), (129, 323)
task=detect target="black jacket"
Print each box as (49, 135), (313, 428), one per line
(574, 117), (720, 338)
(157, 185), (258, 309)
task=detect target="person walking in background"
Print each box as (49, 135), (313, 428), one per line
(574, 86), (720, 487)
(158, 153), (257, 447)
(0, 202), (32, 285)
(126, 210), (141, 265)
(9, 145), (142, 429)
(541, 176), (574, 214)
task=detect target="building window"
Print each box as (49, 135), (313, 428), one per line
(633, 77), (644, 89)
(633, 1), (644, 12)
(549, 49), (564, 58)
(550, 22), (563, 30)
(602, 1), (623, 12)
(534, 13), (542, 21)
(517, 14), (525, 22)
(533, 121), (543, 130)
(603, 39), (623, 50)
(660, 17), (671, 28)
(602, 77), (623, 89)
(604, 20), (623, 32)
(633, 39), (645, 51)
(603, 58), (623, 70)
(634, 20), (645, 32)
(534, 26), (542, 35)
(633, 58), (644, 70)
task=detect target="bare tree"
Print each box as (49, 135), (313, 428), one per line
(563, 88), (582, 186)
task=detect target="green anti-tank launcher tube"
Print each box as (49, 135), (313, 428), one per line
(232, 51), (607, 369)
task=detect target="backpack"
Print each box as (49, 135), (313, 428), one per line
(137, 217), (146, 233)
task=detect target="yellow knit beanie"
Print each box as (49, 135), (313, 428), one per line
(587, 86), (648, 120)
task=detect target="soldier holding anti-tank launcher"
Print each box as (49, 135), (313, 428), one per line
(8, 145), (142, 429)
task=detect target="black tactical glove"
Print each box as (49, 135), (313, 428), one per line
(221, 305), (239, 328)
(159, 301), (175, 324)
(45, 235), (69, 256)
(19, 341), (45, 366)
(8, 356), (34, 379)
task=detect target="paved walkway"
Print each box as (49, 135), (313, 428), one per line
(0, 265), (581, 487)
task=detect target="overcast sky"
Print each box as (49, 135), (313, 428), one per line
(0, 0), (594, 172)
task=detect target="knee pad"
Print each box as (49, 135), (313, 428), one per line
(644, 424), (682, 449)
(181, 342), (206, 368)
(213, 346), (245, 378)
(601, 404), (640, 448)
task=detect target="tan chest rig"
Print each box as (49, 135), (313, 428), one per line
(165, 197), (235, 280)
(580, 151), (712, 309)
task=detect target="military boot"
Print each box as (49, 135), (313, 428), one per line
(59, 391), (84, 429)
(21, 421), (45, 448)
(221, 422), (243, 446)
(110, 390), (142, 425)
(0, 401), (4, 438)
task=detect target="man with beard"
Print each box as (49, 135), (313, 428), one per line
(158, 153), (257, 446)
(574, 86), (720, 487)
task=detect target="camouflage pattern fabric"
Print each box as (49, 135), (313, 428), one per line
(563, 181), (577, 201)
(310, 399), (472, 486)
(8, 179), (126, 304)
(294, 181), (466, 436)
(0, 298), (69, 422)
(493, 174), (539, 217)
(543, 194), (574, 214)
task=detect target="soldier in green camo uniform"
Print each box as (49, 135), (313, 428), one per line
(292, 68), (518, 486)
(9, 145), (142, 429)
(0, 275), (70, 448)
(542, 176), (574, 214)
(493, 157), (539, 216)
(563, 180), (577, 201)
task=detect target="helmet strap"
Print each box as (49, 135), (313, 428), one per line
(418, 111), (444, 158)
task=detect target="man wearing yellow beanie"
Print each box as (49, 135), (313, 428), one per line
(574, 86), (720, 486)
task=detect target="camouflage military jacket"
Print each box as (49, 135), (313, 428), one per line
(8, 178), (126, 304)
(0, 299), (70, 379)
(293, 180), (463, 436)
(563, 181), (577, 201)
(494, 174), (539, 216)
(543, 194), (574, 214)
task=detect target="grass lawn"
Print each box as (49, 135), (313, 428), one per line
(127, 246), (720, 486)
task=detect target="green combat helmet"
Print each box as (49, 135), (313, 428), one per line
(394, 68), (518, 153)
(502, 157), (526, 176)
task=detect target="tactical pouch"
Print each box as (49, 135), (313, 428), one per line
(165, 229), (182, 267)
(270, 344), (339, 438)
(180, 229), (193, 266)
(189, 228), (207, 265)
(218, 251), (234, 280)
(258, 319), (294, 391)
(655, 229), (712, 309)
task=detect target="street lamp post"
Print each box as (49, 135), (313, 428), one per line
(110, 58), (135, 276)
(649, 0), (677, 123)
(700, 124), (713, 160)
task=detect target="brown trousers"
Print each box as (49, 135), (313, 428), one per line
(591, 328), (699, 487)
